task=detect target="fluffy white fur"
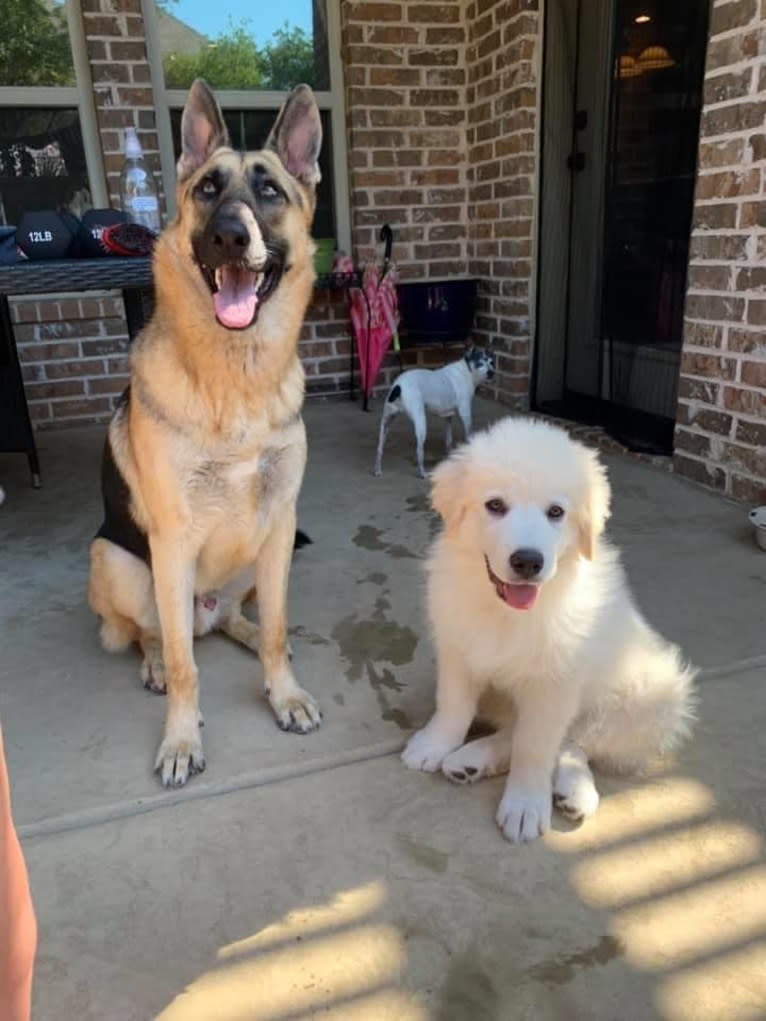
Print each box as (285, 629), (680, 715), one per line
(402, 417), (696, 844)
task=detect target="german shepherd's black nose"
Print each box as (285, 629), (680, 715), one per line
(510, 548), (543, 579)
(211, 215), (249, 261)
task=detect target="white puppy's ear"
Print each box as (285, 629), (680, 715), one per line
(577, 449), (611, 560)
(431, 451), (469, 537)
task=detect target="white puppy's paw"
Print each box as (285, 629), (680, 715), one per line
(553, 768), (599, 821)
(496, 781), (552, 844)
(442, 734), (510, 784)
(402, 726), (457, 772)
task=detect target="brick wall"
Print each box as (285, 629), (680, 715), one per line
(11, 294), (130, 429)
(81, 0), (164, 212)
(341, 0), (469, 277)
(465, 0), (540, 409)
(675, 0), (766, 503)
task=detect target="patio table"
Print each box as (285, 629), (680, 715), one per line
(0, 257), (154, 487)
(0, 260), (362, 487)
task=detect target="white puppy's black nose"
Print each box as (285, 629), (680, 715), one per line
(510, 548), (544, 580)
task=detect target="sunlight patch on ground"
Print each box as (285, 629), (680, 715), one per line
(558, 772), (766, 1021)
(656, 942), (766, 1021)
(217, 881), (386, 959)
(156, 881), (426, 1021)
(612, 864), (766, 971)
(546, 777), (715, 854)
(571, 820), (762, 910)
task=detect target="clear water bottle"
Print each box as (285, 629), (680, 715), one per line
(119, 127), (161, 234)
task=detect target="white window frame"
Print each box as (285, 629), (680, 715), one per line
(0, 0), (108, 212)
(141, 0), (351, 252)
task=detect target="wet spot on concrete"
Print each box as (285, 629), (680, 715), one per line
(438, 954), (500, 1021)
(406, 491), (441, 538)
(356, 570), (389, 587)
(331, 591), (418, 727)
(526, 933), (625, 987)
(406, 492), (430, 514)
(288, 625), (331, 647)
(352, 524), (418, 560)
(353, 525), (387, 551)
(367, 663), (412, 729)
(381, 705), (411, 729)
(331, 599), (418, 684)
(333, 693), (345, 706)
(397, 833), (448, 873)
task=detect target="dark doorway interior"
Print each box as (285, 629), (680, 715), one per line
(534, 0), (710, 454)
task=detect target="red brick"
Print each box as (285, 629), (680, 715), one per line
(740, 360), (766, 387)
(407, 3), (460, 22)
(709, 0), (757, 35)
(731, 473), (766, 503)
(704, 68), (754, 105)
(728, 328), (765, 353)
(684, 295), (745, 323)
(735, 418), (766, 446)
(673, 453), (727, 491)
(351, 3), (403, 22)
(723, 386), (766, 414)
(695, 169), (760, 200)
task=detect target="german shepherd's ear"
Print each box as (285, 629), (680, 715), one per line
(177, 79), (229, 182)
(266, 84), (322, 188)
(577, 447), (611, 561)
(431, 448), (470, 538)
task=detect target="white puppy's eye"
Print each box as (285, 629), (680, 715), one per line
(485, 498), (508, 516)
(547, 504), (565, 521)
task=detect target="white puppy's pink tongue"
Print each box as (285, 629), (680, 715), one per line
(214, 266), (258, 329)
(501, 583), (538, 610)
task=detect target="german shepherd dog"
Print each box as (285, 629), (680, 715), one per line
(88, 79), (323, 786)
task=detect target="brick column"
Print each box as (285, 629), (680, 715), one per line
(340, 0), (468, 278)
(466, 0), (540, 410)
(80, 0), (166, 214)
(676, 0), (766, 502)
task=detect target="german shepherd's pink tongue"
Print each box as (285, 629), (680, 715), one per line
(214, 266), (258, 329)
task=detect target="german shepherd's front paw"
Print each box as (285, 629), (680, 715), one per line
(270, 687), (322, 734)
(154, 730), (206, 786)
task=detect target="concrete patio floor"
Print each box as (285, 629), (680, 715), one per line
(0, 397), (765, 1020)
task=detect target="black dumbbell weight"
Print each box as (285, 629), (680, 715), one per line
(78, 208), (129, 257)
(17, 210), (79, 260)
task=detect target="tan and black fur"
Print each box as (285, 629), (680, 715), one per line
(88, 79), (323, 786)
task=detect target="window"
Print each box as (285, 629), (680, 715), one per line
(0, 0), (104, 226)
(145, 0), (349, 250)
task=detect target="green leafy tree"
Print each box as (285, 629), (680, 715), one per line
(163, 18), (315, 91)
(261, 24), (314, 90)
(0, 0), (75, 86)
(164, 21), (265, 89)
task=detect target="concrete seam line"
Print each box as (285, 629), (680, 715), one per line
(17, 738), (405, 841)
(16, 660), (765, 841)
(696, 654), (766, 681)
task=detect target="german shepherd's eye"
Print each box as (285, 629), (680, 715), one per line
(485, 498), (508, 517)
(259, 180), (283, 201)
(547, 504), (565, 520)
(197, 176), (220, 199)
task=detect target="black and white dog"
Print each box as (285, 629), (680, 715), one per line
(373, 347), (495, 478)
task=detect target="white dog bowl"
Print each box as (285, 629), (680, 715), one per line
(749, 506), (766, 551)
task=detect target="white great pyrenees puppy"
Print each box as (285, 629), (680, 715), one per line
(402, 417), (696, 844)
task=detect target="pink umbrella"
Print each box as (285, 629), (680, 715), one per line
(335, 227), (399, 410)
